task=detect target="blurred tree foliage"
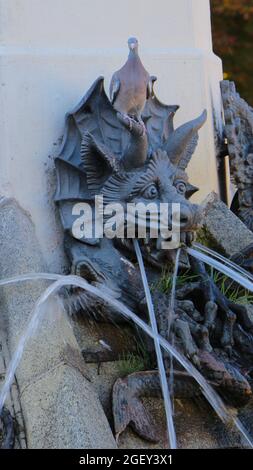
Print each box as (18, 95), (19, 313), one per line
(211, 0), (253, 105)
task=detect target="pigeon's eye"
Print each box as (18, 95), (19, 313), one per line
(175, 181), (186, 195)
(142, 184), (158, 199)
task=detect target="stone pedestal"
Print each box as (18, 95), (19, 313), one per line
(0, 197), (116, 449)
(0, 0), (223, 267)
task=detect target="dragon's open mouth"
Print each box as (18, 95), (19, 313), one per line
(116, 230), (195, 268)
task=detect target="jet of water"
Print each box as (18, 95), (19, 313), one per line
(133, 239), (176, 449)
(188, 247), (253, 292)
(193, 243), (253, 282)
(167, 248), (181, 416)
(0, 272), (62, 287)
(0, 274), (252, 447)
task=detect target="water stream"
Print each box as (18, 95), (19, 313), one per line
(133, 239), (176, 449)
(0, 273), (252, 447)
(188, 247), (253, 292)
(168, 249), (181, 415)
(0, 273), (62, 287)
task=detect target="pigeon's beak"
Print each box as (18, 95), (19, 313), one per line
(130, 43), (135, 50)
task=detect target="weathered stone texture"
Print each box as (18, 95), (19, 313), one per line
(0, 197), (116, 449)
(200, 192), (253, 256)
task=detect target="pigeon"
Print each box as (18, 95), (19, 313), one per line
(110, 37), (156, 132)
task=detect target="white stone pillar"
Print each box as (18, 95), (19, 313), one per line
(0, 0), (223, 268)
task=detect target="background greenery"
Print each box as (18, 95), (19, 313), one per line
(211, 0), (253, 105)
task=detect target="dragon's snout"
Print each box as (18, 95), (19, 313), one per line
(172, 203), (202, 232)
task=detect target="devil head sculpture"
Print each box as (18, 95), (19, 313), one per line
(55, 77), (206, 269)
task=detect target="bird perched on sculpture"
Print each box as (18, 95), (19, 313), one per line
(109, 37), (156, 132)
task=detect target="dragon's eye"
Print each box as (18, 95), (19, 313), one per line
(175, 180), (186, 195)
(142, 183), (158, 199)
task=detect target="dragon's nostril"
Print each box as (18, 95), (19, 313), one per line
(180, 215), (188, 224)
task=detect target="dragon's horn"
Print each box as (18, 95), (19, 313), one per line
(165, 110), (207, 170)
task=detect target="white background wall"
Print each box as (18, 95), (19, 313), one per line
(0, 0), (223, 271)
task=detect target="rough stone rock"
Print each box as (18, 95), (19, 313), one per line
(200, 192), (253, 256)
(0, 197), (116, 449)
(21, 364), (115, 449)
